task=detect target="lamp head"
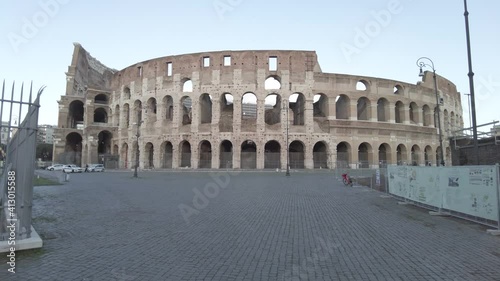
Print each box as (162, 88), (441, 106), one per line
(419, 67), (424, 77)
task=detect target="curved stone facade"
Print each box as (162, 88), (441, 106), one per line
(53, 43), (464, 169)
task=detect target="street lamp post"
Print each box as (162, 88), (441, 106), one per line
(417, 57), (445, 166)
(133, 112), (143, 178)
(282, 101), (290, 176)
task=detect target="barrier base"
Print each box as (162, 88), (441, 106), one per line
(0, 226), (43, 253)
(486, 229), (500, 236)
(429, 211), (450, 217)
(380, 195), (392, 198)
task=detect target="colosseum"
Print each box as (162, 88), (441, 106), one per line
(53, 43), (464, 170)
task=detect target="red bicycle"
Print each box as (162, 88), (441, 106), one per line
(342, 173), (353, 187)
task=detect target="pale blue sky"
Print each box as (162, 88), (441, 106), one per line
(1, 0), (499, 131)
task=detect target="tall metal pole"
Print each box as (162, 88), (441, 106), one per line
(285, 101), (290, 176)
(417, 57), (445, 166)
(463, 0), (480, 165)
(133, 111), (141, 178)
(464, 93), (472, 131)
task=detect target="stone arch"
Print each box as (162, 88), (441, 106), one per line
(241, 92), (257, 122)
(289, 140), (305, 169)
(356, 80), (369, 91)
(443, 109), (449, 133)
(123, 86), (131, 100)
(199, 94), (213, 124)
(64, 132), (82, 165)
(241, 140), (257, 169)
(264, 140), (281, 169)
(179, 141), (191, 167)
(313, 141), (328, 169)
(377, 98), (389, 122)
(94, 94), (108, 104)
(199, 140), (212, 168)
(182, 79), (193, 92)
(163, 95), (174, 121)
(313, 93), (329, 117)
(68, 100), (84, 128)
(289, 93), (305, 125)
(336, 95), (350, 120)
(265, 94), (281, 125)
(394, 85), (404, 95)
(133, 100), (142, 124)
(422, 104), (431, 126)
(220, 93), (234, 132)
(97, 130), (112, 155)
(161, 141), (173, 168)
(220, 140), (233, 168)
(336, 142), (351, 168)
(358, 142), (373, 168)
(409, 102), (419, 124)
(114, 105), (120, 126)
(145, 142), (154, 169)
(396, 144), (408, 165)
(123, 103), (130, 127)
(424, 145), (433, 166)
(121, 143), (128, 169)
(93, 108), (108, 123)
(395, 101), (405, 124)
(147, 97), (157, 122)
(411, 145), (421, 166)
(180, 96), (192, 125)
(378, 143), (391, 167)
(265, 75), (281, 90)
(357, 97), (371, 121)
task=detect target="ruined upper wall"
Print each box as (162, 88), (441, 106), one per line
(110, 50), (321, 89)
(64, 43), (116, 97)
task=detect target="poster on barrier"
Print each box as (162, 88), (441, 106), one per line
(441, 166), (499, 221)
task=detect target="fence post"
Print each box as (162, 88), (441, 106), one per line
(496, 164), (500, 231)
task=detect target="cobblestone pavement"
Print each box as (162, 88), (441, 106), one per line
(1, 171), (499, 281)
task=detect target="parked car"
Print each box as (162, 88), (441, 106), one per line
(47, 164), (65, 171)
(86, 164), (105, 172)
(63, 164), (84, 173)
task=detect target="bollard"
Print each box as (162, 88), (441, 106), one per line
(64, 173), (70, 182)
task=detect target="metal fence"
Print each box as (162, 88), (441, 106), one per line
(0, 81), (44, 240)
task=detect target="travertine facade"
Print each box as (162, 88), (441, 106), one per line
(53, 43), (464, 169)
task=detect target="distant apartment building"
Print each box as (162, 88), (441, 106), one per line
(37, 125), (55, 144)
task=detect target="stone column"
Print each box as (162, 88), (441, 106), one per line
(256, 140), (264, 169)
(388, 102), (396, 123)
(305, 98), (314, 134)
(304, 142), (314, 169)
(370, 103), (378, 122)
(349, 100), (357, 121)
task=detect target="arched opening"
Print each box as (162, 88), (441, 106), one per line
(264, 140), (281, 169)
(68, 100), (84, 129)
(123, 103), (130, 127)
(93, 108), (108, 123)
(422, 105), (431, 126)
(64, 132), (82, 165)
(180, 96), (192, 125)
(163, 95), (174, 121)
(356, 80), (368, 91)
(336, 142), (351, 168)
(395, 101), (405, 124)
(289, 93), (305, 125)
(357, 97), (370, 121)
(289, 141), (305, 169)
(147, 97), (157, 122)
(411, 145), (421, 166)
(123, 86), (131, 100)
(397, 144), (408, 165)
(241, 92), (257, 131)
(313, 94), (329, 117)
(220, 93), (234, 132)
(121, 143), (128, 169)
(97, 131), (112, 155)
(113, 145), (118, 155)
(378, 143), (391, 168)
(394, 85), (403, 95)
(220, 140), (233, 168)
(199, 94), (213, 124)
(358, 143), (372, 168)
(94, 94), (108, 104)
(180, 141), (191, 168)
(336, 95), (350, 120)
(265, 76), (281, 90)
(182, 79), (193, 92)
(133, 100), (142, 124)
(241, 140), (257, 169)
(424, 145), (433, 166)
(265, 94), (281, 125)
(450, 111), (456, 133)
(199, 140), (212, 168)
(377, 98), (389, 122)
(409, 102), (419, 124)
(443, 110), (449, 133)
(161, 141), (173, 168)
(145, 142), (154, 169)
(114, 105), (120, 126)
(313, 141), (328, 169)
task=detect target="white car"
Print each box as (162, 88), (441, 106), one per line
(63, 164), (84, 173)
(47, 164), (65, 171)
(86, 164), (105, 172)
